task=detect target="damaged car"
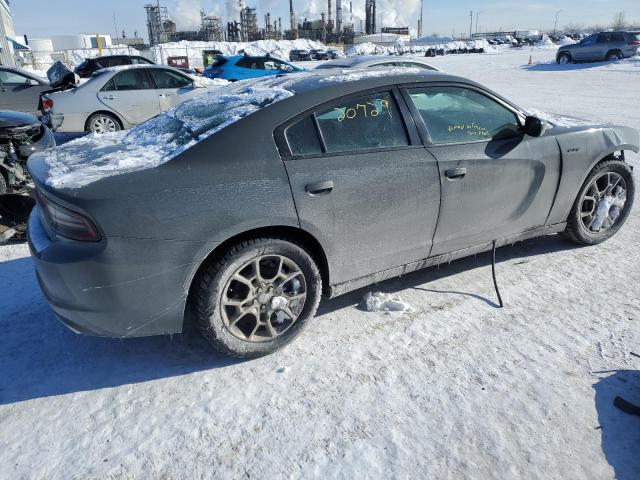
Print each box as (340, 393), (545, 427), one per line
(27, 70), (638, 357)
(41, 64), (223, 134)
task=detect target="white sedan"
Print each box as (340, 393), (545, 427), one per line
(42, 65), (225, 134)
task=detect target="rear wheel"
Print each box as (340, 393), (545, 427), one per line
(606, 50), (623, 61)
(565, 159), (634, 245)
(195, 237), (322, 357)
(557, 52), (572, 64)
(87, 113), (121, 134)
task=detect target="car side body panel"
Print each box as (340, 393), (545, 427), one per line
(546, 125), (639, 224)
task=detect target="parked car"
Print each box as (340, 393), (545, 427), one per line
(74, 55), (155, 77)
(0, 66), (50, 115)
(289, 49), (312, 61)
(42, 65), (214, 133)
(202, 54), (303, 81)
(310, 49), (330, 60)
(74, 55), (197, 77)
(27, 70), (638, 357)
(556, 31), (640, 64)
(0, 110), (54, 195)
(315, 55), (439, 71)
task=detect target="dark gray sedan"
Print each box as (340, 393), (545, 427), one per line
(0, 66), (50, 115)
(27, 70), (638, 357)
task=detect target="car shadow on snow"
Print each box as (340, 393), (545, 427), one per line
(0, 233), (577, 405)
(593, 369), (640, 479)
(316, 232), (578, 315)
(0, 257), (245, 405)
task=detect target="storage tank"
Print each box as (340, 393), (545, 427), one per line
(28, 37), (54, 53)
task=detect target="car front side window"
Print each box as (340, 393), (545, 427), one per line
(314, 91), (409, 154)
(407, 86), (521, 145)
(103, 69), (153, 91)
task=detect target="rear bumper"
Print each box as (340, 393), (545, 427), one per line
(40, 112), (64, 132)
(28, 208), (203, 338)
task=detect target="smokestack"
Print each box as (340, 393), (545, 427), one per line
(336, 0), (342, 33)
(328, 0), (332, 23)
(289, 0), (296, 37)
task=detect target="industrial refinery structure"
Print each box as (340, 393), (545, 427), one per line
(144, 0), (402, 46)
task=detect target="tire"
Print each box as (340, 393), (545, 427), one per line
(565, 159), (635, 245)
(0, 172), (7, 195)
(557, 52), (572, 64)
(86, 113), (122, 134)
(195, 237), (322, 358)
(606, 50), (622, 62)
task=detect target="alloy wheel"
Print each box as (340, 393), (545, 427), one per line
(91, 116), (118, 134)
(580, 172), (627, 233)
(220, 255), (307, 342)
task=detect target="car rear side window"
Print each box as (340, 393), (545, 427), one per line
(286, 116), (323, 156)
(102, 69), (152, 91)
(407, 87), (521, 144)
(0, 71), (28, 85)
(314, 92), (409, 153)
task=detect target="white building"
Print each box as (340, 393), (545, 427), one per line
(0, 0), (15, 66)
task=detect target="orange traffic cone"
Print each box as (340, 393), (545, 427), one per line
(528, 55), (533, 65)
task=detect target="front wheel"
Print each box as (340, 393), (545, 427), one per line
(565, 159), (635, 245)
(195, 237), (322, 357)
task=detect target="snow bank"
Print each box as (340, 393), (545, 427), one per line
(362, 292), (412, 313)
(43, 78), (294, 189)
(347, 39), (495, 57)
(151, 39), (328, 69)
(556, 36), (577, 46)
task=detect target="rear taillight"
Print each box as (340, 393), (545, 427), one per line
(42, 97), (53, 113)
(629, 41), (640, 46)
(35, 190), (101, 242)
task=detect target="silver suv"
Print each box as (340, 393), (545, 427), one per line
(557, 31), (640, 64)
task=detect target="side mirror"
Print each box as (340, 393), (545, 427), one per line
(524, 116), (545, 137)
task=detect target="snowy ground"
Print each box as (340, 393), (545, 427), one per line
(1, 49), (639, 479)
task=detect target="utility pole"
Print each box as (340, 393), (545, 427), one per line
(469, 11), (473, 39)
(113, 13), (119, 42)
(554, 10), (563, 34)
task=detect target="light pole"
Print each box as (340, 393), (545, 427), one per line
(469, 11), (473, 39)
(554, 10), (563, 35)
(475, 11), (484, 34)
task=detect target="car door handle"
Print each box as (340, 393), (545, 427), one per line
(305, 180), (334, 196)
(445, 168), (467, 180)
(103, 95), (115, 100)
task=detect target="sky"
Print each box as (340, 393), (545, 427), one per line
(11, 0), (640, 42)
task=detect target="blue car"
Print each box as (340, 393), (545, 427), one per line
(203, 54), (304, 81)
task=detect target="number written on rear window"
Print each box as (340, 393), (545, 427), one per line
(315, 92), (409, 154)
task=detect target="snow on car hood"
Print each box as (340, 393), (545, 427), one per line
(525, 109), (596, 128)
(43, 79), (294, 189)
